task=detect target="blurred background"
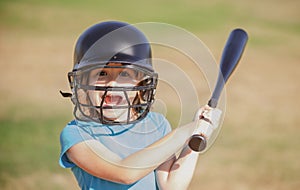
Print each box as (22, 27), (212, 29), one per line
(0, 0), (299, 189)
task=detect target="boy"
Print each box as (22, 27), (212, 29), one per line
(59, 21), (221, 190)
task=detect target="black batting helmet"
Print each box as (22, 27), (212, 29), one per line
(67, 21), (158, 125)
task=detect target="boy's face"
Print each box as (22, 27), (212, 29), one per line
(87, 63), (143, 122)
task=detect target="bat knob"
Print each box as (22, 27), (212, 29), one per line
(188, 134), (207, 152)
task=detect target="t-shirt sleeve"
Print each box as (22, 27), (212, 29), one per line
(59, 122), (93, 168)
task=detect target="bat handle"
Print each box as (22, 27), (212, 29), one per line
(189, 99), (216, 152)
(188, 134), (207, 152)
(208, 98), (218, 108)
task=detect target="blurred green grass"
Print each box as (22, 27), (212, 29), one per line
(0, 116), (61, 176)
(0, 0), (237, 32)
(1, 0), (300, 189)
(0, 104), (71, 182)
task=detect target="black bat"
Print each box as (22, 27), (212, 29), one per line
(188, 28), (248, 152)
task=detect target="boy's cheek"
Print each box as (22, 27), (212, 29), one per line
(76, 89), (88, 104)
(87, 91), (103, 105)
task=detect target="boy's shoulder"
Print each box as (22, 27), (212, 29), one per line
(60, 120), (88, 137)
(66, 120), (77, 126)
(145, 112), (171, 131)
(147, 111), (166, 120)
(61, 120), (80, 133)
(142, 112), (168, 125)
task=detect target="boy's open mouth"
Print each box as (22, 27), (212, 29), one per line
(103, 95), (123, 106)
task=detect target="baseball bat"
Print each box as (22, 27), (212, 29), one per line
(188, 28), (248, 152)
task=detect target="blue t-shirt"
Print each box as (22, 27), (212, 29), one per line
(59, 112), (171, 190)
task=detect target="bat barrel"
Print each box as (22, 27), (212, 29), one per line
(208, 28), (248, 108)
(189, 28), (248, 152)
(220, 28), (248, 82)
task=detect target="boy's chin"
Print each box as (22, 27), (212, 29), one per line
(102, 109), (128, 122)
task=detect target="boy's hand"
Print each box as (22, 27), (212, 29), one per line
(193, 105), (222, 140)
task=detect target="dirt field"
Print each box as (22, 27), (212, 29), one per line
(0, 0), (299, 189)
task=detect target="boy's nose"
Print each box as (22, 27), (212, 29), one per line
(107, 80), (118, 87)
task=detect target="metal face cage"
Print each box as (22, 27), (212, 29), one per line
(69, 64), (158, 125)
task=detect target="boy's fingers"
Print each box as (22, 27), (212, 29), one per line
(193, 120), (213, 138)
(210, 109), (222, 129)
(193, 107), (222, 139)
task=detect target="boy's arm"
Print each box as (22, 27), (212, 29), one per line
(67, 106), (221, 186)
(155, 106), (222, 190)
(66, 121), (197, 185)
(155, 145), (199, 190)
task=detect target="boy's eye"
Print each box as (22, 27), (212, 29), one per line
(95, 70), (108, 82)
(119, 71), (130, 77)
(99, 71), (107, 76)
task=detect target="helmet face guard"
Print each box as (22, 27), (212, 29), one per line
(69, 64), (158, 125)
